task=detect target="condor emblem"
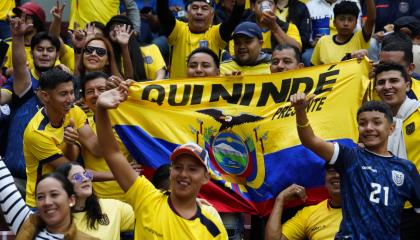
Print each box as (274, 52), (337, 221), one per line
(392, 170), (404, 187)
(406, 122), (415, 135)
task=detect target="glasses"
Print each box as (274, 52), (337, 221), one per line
(84, 46), (107, 57)
(71, 171), (93, 183)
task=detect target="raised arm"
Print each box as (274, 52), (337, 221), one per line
(114, 24), (134, 80)
(290, 93), (334, 161)
(0, 160), (32, 235)
(265, 184), (307, 240)
(219, 0), (245, 42)
(95, 82), (138, 191)
(10, 14), (32, 97)
(362, 0), (376, 41)
(156, 0), (176, 37)
(121, 0), (141, 34)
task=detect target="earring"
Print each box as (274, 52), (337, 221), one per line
(69, 203), (74, 207)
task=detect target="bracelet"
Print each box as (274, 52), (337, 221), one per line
(297, 121), (310, 128)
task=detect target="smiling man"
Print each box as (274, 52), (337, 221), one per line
(220, 21), (271, 76)
(157, 0), (245, 78)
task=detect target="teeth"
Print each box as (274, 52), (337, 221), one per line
(178, 181), (189, 186)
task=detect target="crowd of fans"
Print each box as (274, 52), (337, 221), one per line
(0, 0), (420, 239)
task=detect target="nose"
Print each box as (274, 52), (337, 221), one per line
(44, 195), (52, 205)
(384, 80), (392, 89)
(365, 122), (374, 131)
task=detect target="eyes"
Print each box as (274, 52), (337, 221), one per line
(85, 87), (106, 96)
(35, 47), (55, 53)
(376, 78), (403, 86)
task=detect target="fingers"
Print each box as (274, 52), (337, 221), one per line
(69, 118), (75, 128)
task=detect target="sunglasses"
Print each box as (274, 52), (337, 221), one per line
(71, 170), (93, 183)
(84, 46), (107, 57)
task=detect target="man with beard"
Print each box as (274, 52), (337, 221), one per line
(157, 0), (245, 78)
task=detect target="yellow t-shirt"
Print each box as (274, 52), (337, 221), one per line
(69, 0), (119, 29)
(73, 198), (135, 240)
(140, 44), (166, 80)
(220, 59), (271, 76)
(168, 20), (226, 78)
(61, 44), (75, 73)
(82, 117), (126, 201)
(0, 0), (14, 20)
(124, 176), (228, 239)
(311, 30), (370, 66)
(228, 22), (301, 55)
(23, 106), (87, 207)
(410, 77), (420, 100)
(283, 199), (342, 240)
(4, 43), (62, 71)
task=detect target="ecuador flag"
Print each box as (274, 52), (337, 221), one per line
(109, 59), (370, 216)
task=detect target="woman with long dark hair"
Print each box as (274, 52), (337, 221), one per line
(55, 162), (135, 240)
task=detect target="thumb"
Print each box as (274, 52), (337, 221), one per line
(69, 118), (75, 128)
(307, 94), (316, 101)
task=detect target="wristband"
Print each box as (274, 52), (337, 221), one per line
(297, 121), (310, 128)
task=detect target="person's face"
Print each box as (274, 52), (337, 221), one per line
(221, 0), (235, 12)
(233, 35), (262, 65)
(333, 14), (357, 36)
(36, 177), (75, 231)
(187, 52), (220, 77)
(82, 40), (109, 72)
(357, 111), (394, 150)
(253, 0), (275, 17)
(375, 70), (409, 111)
(187, 1), (214, 33)
(325, 168), (340, 196)
(42, 81), (75, 116)
(379, 51), (414, 75)
(83, 77), (107, 112)
(68, 165), (93, 199)
(270, 49), (303, 73)
(170, 155), (209, 200)
(31, 40), (58, 70)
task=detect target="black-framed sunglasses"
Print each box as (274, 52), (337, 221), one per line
(71, 170), (94, 183)
(84, 46), (107, 57)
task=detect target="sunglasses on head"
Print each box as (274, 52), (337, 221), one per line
(71, 170), (93, 183)
(84, 46), (107, 57)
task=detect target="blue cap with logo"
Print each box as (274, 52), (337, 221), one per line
(232, 22), (263, 40)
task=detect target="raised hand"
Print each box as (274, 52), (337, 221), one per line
(106, 75), (124, 90)
(276, 183), (307, 203)
(50, 0), (65, 21)
(9, 13), (33, 37)
(64, 118), (79, 145)
(69, 22), (87, 50)
(115, 24), (133, 46)
(97, 81), (129, 109)
(290, 93), (314, 111)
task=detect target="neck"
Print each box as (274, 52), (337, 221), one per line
(391, 99), (405, 116)
(367, 145), (391, 156)
(170, 195), (198, 219)
(335, 34), (352, 43)
(330, 194), (341, 207)
(44, 107), (65, 127)
(277, 0), (288, 9)
(46, 215), (72, 234)
(74, 197), (87, 211)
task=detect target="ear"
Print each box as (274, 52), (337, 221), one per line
(202, 171), (210, 185)
(407, 63), (415, 75)
(389, 122), (396, 135)
(38, 90), (50, 103)
(297, 63), (304, 69)
(69, 194), (76, 208)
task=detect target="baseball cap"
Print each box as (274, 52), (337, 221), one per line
(232, 22), (263, 40)
(13, 2), (46, 24)
(170, 143), (209, 170)
(394, 16), (420, 36)
(186, 0), (216, 9)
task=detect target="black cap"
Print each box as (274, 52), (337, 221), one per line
(394, 16), (420, 36)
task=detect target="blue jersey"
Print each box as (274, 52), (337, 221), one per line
(330, 143), (420, 240)
(4, 72), (41, 178)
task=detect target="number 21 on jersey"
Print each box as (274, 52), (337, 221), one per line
(369, 182), (389, 206)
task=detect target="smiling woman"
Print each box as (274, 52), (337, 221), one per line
(0, 158), (98, 239)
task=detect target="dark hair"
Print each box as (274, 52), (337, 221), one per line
(187, 47), (220, 67)
(81, 71), (109, 96)
(55, 162), (104, 230)
(89, 21), (107, 36)
(39, 68), (73, 90)
(357, 101), (393, 123)
(381, 33), (413, 64)
(30, 31), (60, 52)
(78, 36), (122, 77)
(273, 44), (302, 63)
(37, 172), (75, 198)
(286, 0), (301, 24)
(333, 1), (359, 18)
(375, 62), (410, 83)
(106, 15), (147, 82)
(250, 0), (278, 5)
(152, 164), (171, 190)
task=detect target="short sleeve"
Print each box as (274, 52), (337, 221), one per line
(25, 130), (63, 163)
(168, 20), (183, 44)
(282, 207), (309, 239)
(141, 45), (166, 80)
(286, 22), (302, 49)
(118, 200), (135, 232)
(330, 143), (354, 174)
(124, 176), (160, 212)
(60, 44), (75, 73)
(208, 24), (226, 50)
(310, 37), (323, 66)
(69, 106), (88, 130)
(355, 30), (370, 49)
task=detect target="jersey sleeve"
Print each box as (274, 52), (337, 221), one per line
(25, 130), (64, 163)
(167, 19), (183, 44)
(124, 176), (161, 213)
(118, 200), (135, 232)
(286, 22), (302, 49)
(60, 44), (75, 73)
(282, 206), (309, 239)
(329, 142), (354, 174)
(70, 106), (88, 130)
(406, 164), (420, 212)
(355, 29), (370, 48)
(209, 24), (226, 50)
(310, 37), (323, 66)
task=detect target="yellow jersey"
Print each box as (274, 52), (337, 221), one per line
(125, 176), (228, 239)
(23, 106), (87, 207)
(311, 30), (370, 66)
(283, 199), (342, 240)
(168, 20), (226, 78)
(73, 198), (135, 240)
(69, 0), (120, 29)
(220, 56), (271, 76)
(0, 0), (14, 21)
(141, 44), (166, 80)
